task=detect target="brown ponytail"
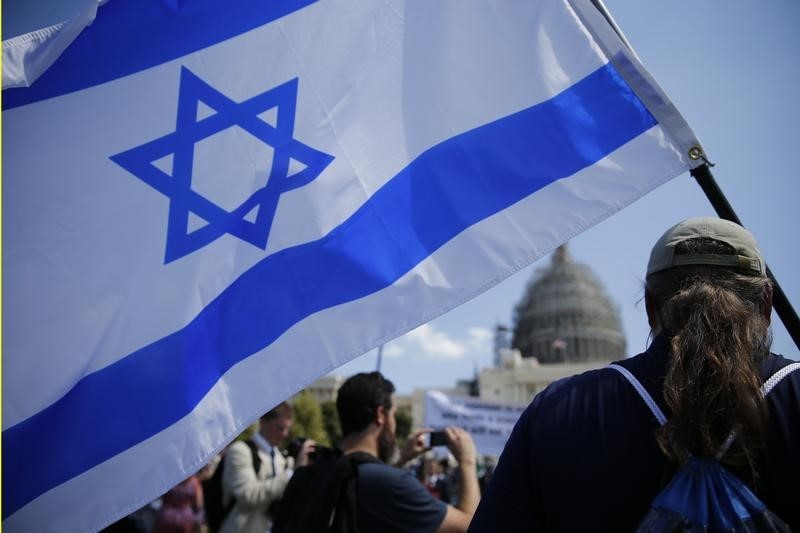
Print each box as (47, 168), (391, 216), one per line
(645, 238), (772, 473)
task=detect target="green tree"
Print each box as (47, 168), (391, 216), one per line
(395, 406), (412, 441)
(321, 400), (342, 448)
(289, 390), (330, 446)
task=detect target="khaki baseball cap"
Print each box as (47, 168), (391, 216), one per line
(647, 217), (765, 276)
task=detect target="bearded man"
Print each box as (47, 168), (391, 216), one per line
(274, 372), (479, 533)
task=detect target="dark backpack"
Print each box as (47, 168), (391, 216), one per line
(271, 450), (380, 533)
(609, 362), (800, 532)
(202, 439), (262, 533)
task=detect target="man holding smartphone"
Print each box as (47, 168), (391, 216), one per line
(274, 372), (480, 533)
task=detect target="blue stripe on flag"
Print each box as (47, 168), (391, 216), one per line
(2, 0), (317, 110)
(3, 63), (656, 517)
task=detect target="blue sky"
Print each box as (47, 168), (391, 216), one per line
(337, 0), (800, 392)
(5, 1), (798, 395)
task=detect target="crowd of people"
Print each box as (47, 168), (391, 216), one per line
(105, 218), (799, 532)
(106, 376), (493, 533)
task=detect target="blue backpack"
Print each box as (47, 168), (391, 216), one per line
(609, 362), (800, 532)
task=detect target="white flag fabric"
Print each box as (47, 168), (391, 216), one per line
(1, 0), (105, 89)
(3, 0), (702, 530)
(424, 391), (525, 458)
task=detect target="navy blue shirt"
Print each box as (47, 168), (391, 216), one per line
(469, 337), (800, 532)
(357, 462), (447, 533)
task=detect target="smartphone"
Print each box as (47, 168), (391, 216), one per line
(425, 430), (448, 447)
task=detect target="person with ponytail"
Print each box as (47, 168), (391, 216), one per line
(469, 218), (800, 532)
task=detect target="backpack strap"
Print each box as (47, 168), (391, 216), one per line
(244, 439), (263, 475)
(328, 452), (381, 533)
(331, 452), (381, 533)
(205, 440), (265, 531)
(608, 364), (667, 426)
(761, 362), (800, 396)
(717, 362), (800, 458)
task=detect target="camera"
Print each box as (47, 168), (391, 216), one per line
(309, 445), (338, 462)
(424, 430), (448, 448)
(287, 437), (339, 463)
(286, 437), (308, 461)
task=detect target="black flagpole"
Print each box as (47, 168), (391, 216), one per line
(691, 163), (800, 350)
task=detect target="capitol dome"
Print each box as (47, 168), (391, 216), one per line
(511, 245), (626, 364)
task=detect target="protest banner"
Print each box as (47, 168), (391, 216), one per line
(424, 391), (525, 457)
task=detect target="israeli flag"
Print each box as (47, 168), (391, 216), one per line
(3, 1), (701, 530)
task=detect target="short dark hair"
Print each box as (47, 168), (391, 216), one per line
(337, 372), (395, 436)
(261, 401), (293, 423)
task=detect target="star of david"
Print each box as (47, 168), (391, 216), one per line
(111, 66), (334, 263)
